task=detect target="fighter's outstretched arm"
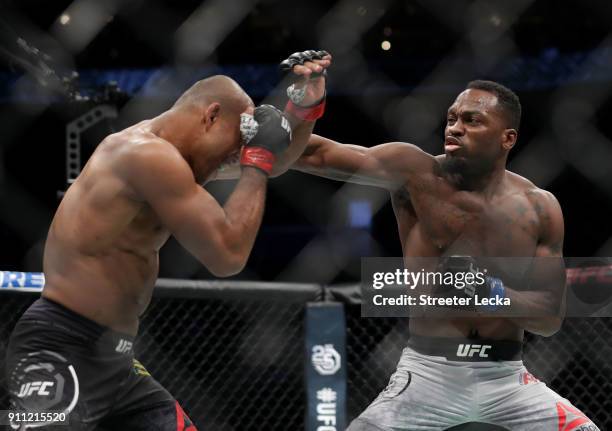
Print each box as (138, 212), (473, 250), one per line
(124, 141), (268, 277)
(293, 134), (432, 189)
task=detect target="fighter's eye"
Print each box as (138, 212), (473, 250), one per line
(447, 116), (456, 124)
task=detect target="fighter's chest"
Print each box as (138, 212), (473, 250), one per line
(408, 185), (540, 255)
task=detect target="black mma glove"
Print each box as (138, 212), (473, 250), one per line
(279, 49), (330, 81)
(240, 105), (292, 175)
(279, 49), (329, 121)
(437, 256), (507, 311)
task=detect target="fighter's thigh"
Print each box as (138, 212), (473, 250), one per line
(5, 322), (131, 429)
(100, 400), (198, 431)
(348, 368), (465, 431)
(100, 359), (198, 430)
(5, 347), (93, 430)
(485, 379), (600, 431)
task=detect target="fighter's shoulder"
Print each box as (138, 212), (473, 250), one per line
(513, 178), (564, 245)
(115, 135), (192, 188)
(120, 135), (185, 169)
(508, 172), (562, 217)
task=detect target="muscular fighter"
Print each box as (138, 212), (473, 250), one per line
(5, 50), (331, 430)
(292, 81), (599, 430)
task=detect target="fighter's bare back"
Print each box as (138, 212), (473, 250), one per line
(42, 123), (182, 335)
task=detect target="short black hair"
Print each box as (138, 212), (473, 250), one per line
(466, 80), (521, 131)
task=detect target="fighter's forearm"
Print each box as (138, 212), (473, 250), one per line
(292, 137), (400, 188)
(292, 163), (357, 182)
(217, 167), (268, 273)
(503, 287), (564, 336)
(480, 255), (566, 336)
(292, 163), (395, 188)
(509, 316), (563, 337)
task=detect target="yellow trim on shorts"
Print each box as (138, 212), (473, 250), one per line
(133, 359), (151, 377)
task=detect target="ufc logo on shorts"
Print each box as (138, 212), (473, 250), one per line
(115, 339), (133, 354)
(456, 344), (492, 358)
(17, 381), (54, 398)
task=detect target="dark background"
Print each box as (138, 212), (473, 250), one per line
(1, 1), (612, 429)
(1, 0), (612, 283)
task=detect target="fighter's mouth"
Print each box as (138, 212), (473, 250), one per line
(444, 137), (462, 153)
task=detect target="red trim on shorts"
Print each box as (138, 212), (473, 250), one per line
(521, 371), (539, 385)
(556, 401), (590, 431)
(175, 401), (198, 431)
(175, 402), (185, 430)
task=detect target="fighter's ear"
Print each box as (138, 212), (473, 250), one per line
(502, 128), (517, 151)
(204, 103), (221, 130)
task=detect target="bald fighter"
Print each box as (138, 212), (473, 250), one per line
(292, 81), (599, 430)
(5, 50), (331, 430)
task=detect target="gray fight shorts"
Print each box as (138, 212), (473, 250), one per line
(347, 336), (599, 431)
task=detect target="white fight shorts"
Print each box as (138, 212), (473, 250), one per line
(347, 336), (599, 431)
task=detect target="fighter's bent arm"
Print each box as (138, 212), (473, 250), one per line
(270, 112), (317, 176)
(125, 141), (267, 277)
(504, 190), (566, 336)
(208, 117), (317, 181)
(212, 51), (331, 182)
(293, 134), (429, 189)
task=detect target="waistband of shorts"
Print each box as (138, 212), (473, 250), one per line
(20, 297), (135, 348)
(407, 335), (523, 362)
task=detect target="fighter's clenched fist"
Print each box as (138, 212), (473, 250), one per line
(280, 49), (331, 121)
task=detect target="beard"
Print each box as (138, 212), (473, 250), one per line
(440, 155), (495, 190)
(219, 149), (241, 171)
(200, 149), (242, 185)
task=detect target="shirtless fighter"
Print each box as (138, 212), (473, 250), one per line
(5, 50), (331, 430)
(293, 81), (599, 430)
